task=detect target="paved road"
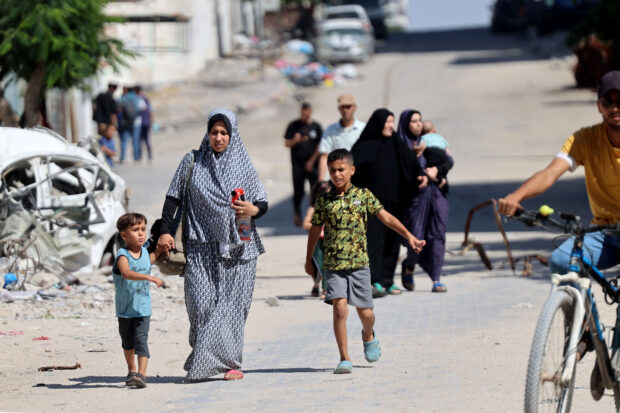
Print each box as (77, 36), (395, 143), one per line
(113, 28), (617, 412)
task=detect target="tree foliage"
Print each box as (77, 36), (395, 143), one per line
(568, 0), (620, 68)
(0, 0), (133, 126)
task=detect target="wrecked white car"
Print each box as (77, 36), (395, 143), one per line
(0, 127), (128, 279)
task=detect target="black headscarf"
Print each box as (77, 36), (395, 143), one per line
(351, 108), (422, 205)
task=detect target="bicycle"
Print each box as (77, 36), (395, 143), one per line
(510, 206), (620, 413)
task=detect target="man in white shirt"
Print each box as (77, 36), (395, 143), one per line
(317, 94), (366, 180)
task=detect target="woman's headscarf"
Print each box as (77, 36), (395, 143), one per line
(351, 108), (421, 205)
(166, 108), (267, 259)
(397, 109), (422, 149)
(398, 109), (427, 169)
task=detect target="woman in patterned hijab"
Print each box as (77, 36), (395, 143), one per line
(158, 108), (268, 381)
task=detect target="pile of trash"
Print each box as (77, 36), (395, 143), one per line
(276, 40), (359, 87)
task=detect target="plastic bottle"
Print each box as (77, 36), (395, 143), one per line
(231, 188), (251, 242)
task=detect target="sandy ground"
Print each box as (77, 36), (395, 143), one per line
(2, 28), (618, 412)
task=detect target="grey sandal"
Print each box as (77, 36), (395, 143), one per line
(133, 373), (147, 388)
(125, 372), (137, 386)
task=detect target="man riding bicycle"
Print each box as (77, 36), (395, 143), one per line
(498, 70), (620, 364)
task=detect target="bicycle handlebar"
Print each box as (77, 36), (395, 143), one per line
(511, 207), (620, 236)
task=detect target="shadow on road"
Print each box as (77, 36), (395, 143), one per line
(244, 366), (373, 373)
(448, 176), (589, 233)
(375, 27), (571, 65)
(38, 375), (185, 389)
(260, 176), (590, 237)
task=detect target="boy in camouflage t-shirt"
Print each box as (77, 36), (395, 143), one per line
(305, 149), (425, 374)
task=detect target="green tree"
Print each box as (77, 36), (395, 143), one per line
(568, 0), (620, 69)
(0, 0), (133, 127)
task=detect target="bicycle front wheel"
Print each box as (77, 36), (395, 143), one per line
(524, 290), (577, 413)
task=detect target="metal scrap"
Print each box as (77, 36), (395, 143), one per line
(455, 199), (549, 275)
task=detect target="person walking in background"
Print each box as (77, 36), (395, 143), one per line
(351, 108), (426, 297)
(112, 213), (166, 389)
(93, 83), (118, 135)
(317, 94), (366, 181)
(99, 123), (117, 168)
(305, 149), (424, 374)
(119, 87), (145, 163)
(284, 102), (323, 226)
(136, 85), (153, 161)
(397, 110), (454, 293)
(157, 108), (268, 382)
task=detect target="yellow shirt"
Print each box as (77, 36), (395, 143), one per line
(561, 122), (620, 225)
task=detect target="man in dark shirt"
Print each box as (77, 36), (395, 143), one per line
(284, 102), (323, 226)
(93, 83), (118, 135)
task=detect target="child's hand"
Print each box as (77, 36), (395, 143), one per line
(439, 178), (447, 188)
(425, 166), (439, 182)
(151, 276), (163, 288)
(155, 242), (168, 257)
(408, 235), (425, 253)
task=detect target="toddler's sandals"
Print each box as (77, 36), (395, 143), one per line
(133, 373), (147, 388)
(125, 372), (137, 386)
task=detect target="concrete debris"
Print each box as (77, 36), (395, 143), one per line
(265, 296), (279, 306)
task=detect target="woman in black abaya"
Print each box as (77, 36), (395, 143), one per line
(351, 108), (424, 296)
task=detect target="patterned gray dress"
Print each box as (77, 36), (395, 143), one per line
(166, 108), (267, 380)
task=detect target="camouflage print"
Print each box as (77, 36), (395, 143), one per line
(311, 185), (383, 271)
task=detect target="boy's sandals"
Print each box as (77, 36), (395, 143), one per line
(224, 369), (244, 380)
(334, 360), (353, 374)
(432, 282), (447, 293)
(129, 372), (147, 388)
(125, 372), (138, 386)
(363, 330), (382, 362)
(387, 284), (402, 295)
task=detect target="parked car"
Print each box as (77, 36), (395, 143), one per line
(330, 0), (387, 39)
(0, 126), (128, 273)
(323, 4), (373, 34)
(317, 18), (375, 64)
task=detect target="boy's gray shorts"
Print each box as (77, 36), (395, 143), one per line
(324, 266), (373, 309)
